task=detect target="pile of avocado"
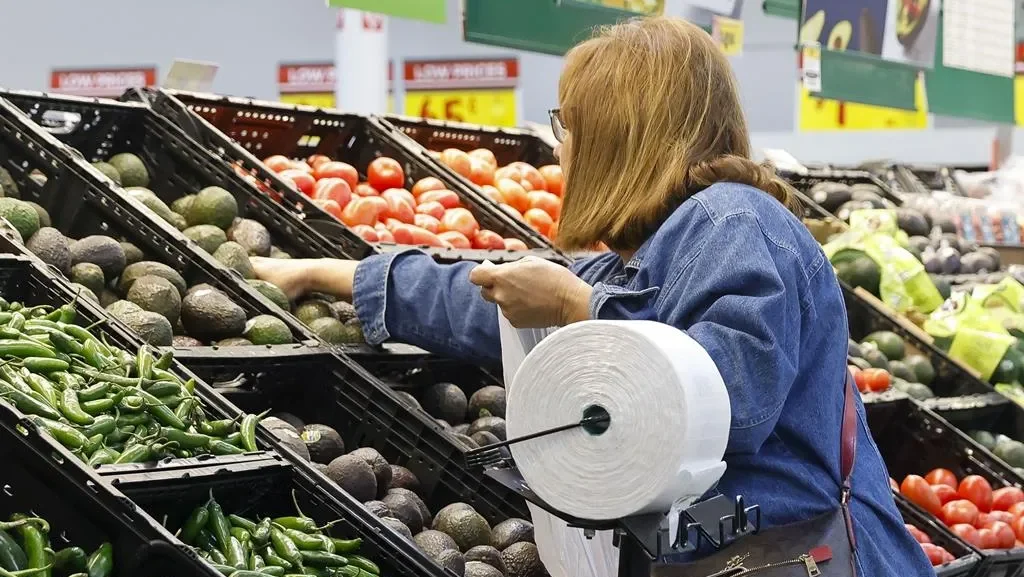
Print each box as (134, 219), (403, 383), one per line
(95, 153), (364, 346)
(390, 384), (507, 450)
(967, 430), (1024, 477)
(849, 330), (937, 399)
(263, 414), (543, 577)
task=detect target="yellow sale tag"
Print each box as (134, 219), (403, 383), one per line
(798, 75), (928, 131)
(712, 16), (743, 56)
(404, 89), (517, 127)
(278, 93), (394, 113)
(1016, 76), (1024, 126)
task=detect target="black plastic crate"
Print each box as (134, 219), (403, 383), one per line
(0, 397), (221, 577)
(0, 91), (320, 346)
(132, 88), (567, 265)
(843, 283), (997, 398)
(171, 345), (531, 527)
(781, 168), (904, 212)
(928, 395), (1024, 475)
(897, 497), (982, 577)
(343, 343), (502, 398)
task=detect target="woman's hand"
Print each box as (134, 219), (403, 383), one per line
(251, 258), (359, 302)
(469, 257), (592, 328)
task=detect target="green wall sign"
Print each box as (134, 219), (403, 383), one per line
(326, 0), (446, 24)
(464, 0), (635, 56)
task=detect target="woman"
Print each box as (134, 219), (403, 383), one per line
(255, 17), (932, 574)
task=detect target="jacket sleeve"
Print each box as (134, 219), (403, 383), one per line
(592, 214), (803, 455)
(353, 250), (501, 366)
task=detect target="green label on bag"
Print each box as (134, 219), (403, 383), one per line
(859, 234), (943, 314)
(948, 326), (1015, 381)
(848, 209), (899, 236)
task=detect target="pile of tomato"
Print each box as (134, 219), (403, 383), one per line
(432, 148), (563, 241)
(897, 469), (1024, 557)
(260, 153), (531, 251)
(849, 365), (892, 394)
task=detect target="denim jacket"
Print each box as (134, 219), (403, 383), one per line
(353, 182), (933, 575)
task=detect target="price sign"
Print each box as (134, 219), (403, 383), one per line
(799, 74), (928, 131)
(50, 67), (157, 98)
(277, 62), (393, 112)
(404, 58), (518, 127)
(711, 15), (743, 56)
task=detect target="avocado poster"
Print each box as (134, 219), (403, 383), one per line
(800, 0), (889, 54)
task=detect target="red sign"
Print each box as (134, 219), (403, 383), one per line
(362, 12), (384, 31)
(278, 62), (394, 94)
(403, 58), (518, 91)
(50, 67), (157, 97)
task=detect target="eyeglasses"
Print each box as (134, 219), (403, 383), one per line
(548, 108), (567, 143)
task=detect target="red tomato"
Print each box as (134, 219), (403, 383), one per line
(1009, 502), (1024, 518)
(472, 230), (505, 250)
(279, 169), (315, 196)
(367, 157), (405, 191)
(539, 165), (564, 196)
(355, 183), (380, 197)
(414, 214), (441, 234)
(381, 189), (415, 224)
(415, 200), (446, 220)
(314, 161), (359, 189)
(418, 189), (461, 210)
(524, 208), (554, 236)
(440, 149), (472, 178)
(905, 524), (931, 544)
(311, 198), (342, 219)
(926, 468), (959, 489)
(977, 512), (991, 528)
(943, 500), (980, 527)
(984, 511), (1015, 527)
(263, 155), (293, 172)
(853, 369), (869, 393)
(407, 225), (444, 247)
(504, 238), (529, 251)
(860, 368), (891, 393)
(528, 191), (562, 221)
(959, 476), (994, 513)
(991, 521), (1017, 548)
(902, 475), (943, 517)
(480, 185), (504, 205)
(993, 487), (1024, 512)
(376, 228), (395, 243)
(292, 161), (314, 174)
(307, 154), (331, 169)
(494, 165), (523, 183)
(919, 543), (946, 566)
(389, 223), (415, 245)
(932, 484), (958, 505)
(547, 220), (559, 241)
(979, 527), (999, 549)
(412, 177), (446, 198)
(468, 157), (496, 186)
(351, 224), (378, 242)
(496, 179), (530, 213)
(441, 208), (480, 238)
(1012, 515), (1024, 541)
(469, 148), (498, 168)
(890, 477), (900, 492)
(438, 231), (471, 249)
(950, 523), (982, 548)
(313, 178), (352, 208)
(383, 188), (416, 208)
(340, 197), (380, 227)
(510, 162), (546, 192)
(519, 178), (534, 192)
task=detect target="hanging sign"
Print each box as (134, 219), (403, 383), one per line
(711, 15), (743, 56)
(277, 62), (394, 112)
(558, 0), (664, 16)
(403, 58), (519, 127)
(50, 67), (157, 98)
(325, 0), (445, 23)
(798, 73), (928, 131)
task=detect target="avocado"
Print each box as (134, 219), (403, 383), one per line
(992, 348), (1023, 385)
(309, 292), (338, 303)
(859, 344), (890, 371)
(186, 186), (238, 229)
(452, 434), (479, 450)
(832, 250), (880, 296)
(468, 416), (507, 441)
(325, 454), (377, 502)
(492, 518), (535, 550)
(172, 335), (204, 347)
(118, 261), (187, 297)
(216, 337), (253, 347)
(70, 262), (106, 297)
(125, 187), (178, 226)
(70, 235), (125, 281)
(382, 491), (425, 533)
(330, 301), (357, 323)
(119, 242), (145, 267)
(414, 530), (460, 558)
(171, 194), (195, 216)
(465, 561), (504, 577)
(381, 517), (413, 541)
(301, 424), (346, 464)
(25, 227), (71, 275)
(91, 161), (122, 185)
(502, 542), (545, 577)
(227, 219), (272, 257)
(349, 447), (392, 494)
(127, 275), (182, 324)
(364, 501), (393, 518)
(387, 465), (422, 494)
(452, 424), (470, 435)
(0, 168), (18, 198)
(809, 182), (852, 213)
(108, 153), (149, 187)
(433, 503), (475, 529)
(68, 283), (98, 303)
(437, 550), (466, 576)
(295, 300), (334, 324)
(389, 487), (431, 528)
(23, 202), (49, 229)
(847, 339), (863, 359)
(902, 354), (935, 385)
(106, 299), (144, 318)
(112, 308), (173, 346)
(167, 212), (188, 231)
(422, 382), (469, 425)
(270, 426), (311, 461)
(887, 360), (917, 383)
(896, 208), (930, 237)
(247, 279), (290, 311)
(264, 416), (301, 434)
(969, 430), (997, 451)
(465, 546), (507, 574)
(183, 225), (227, 254)
(468, 386), (506, 420)
(903, 383), (935, 400)
(309, 317), (362, 344)
(213, 241), (255, 279)
(0, 198), (40, 241)
(0, 218), (22, 244)
(181, 287), (247, 341)
(394, 392), (423, 411)
(98, 288), (120, 308)
(994, 439), (1024, 468)
(270, 246), (293, 259)
(863, 331), (905, 361)
(471, 431), (500, 447)
(435, 508), (492, 552)
(243, 314), (291, 345)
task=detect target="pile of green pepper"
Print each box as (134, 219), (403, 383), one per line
(0, 514), (112, 577)
(179, 495), (383, 577)
(0, 300), (263, 466)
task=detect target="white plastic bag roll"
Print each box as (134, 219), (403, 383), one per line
(507, 320), (731, 521)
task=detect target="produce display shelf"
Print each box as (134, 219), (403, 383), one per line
(0, 91), (323, 348)
(897, 496), (982, 577)
(172, 346), (531, 526)
(0, 387), (221, 577)
(926, 394), (1024, 473)
(780, 168), (904, 213)
(100, 452), (445, 577)
(131, 88), (567, 265)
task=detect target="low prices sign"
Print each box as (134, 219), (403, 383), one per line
(50, 67), (157, 98)
(403, 58), (518, 127)
(277, 62), (393, 111)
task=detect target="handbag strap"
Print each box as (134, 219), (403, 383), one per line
(840, 371), (857, 499)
